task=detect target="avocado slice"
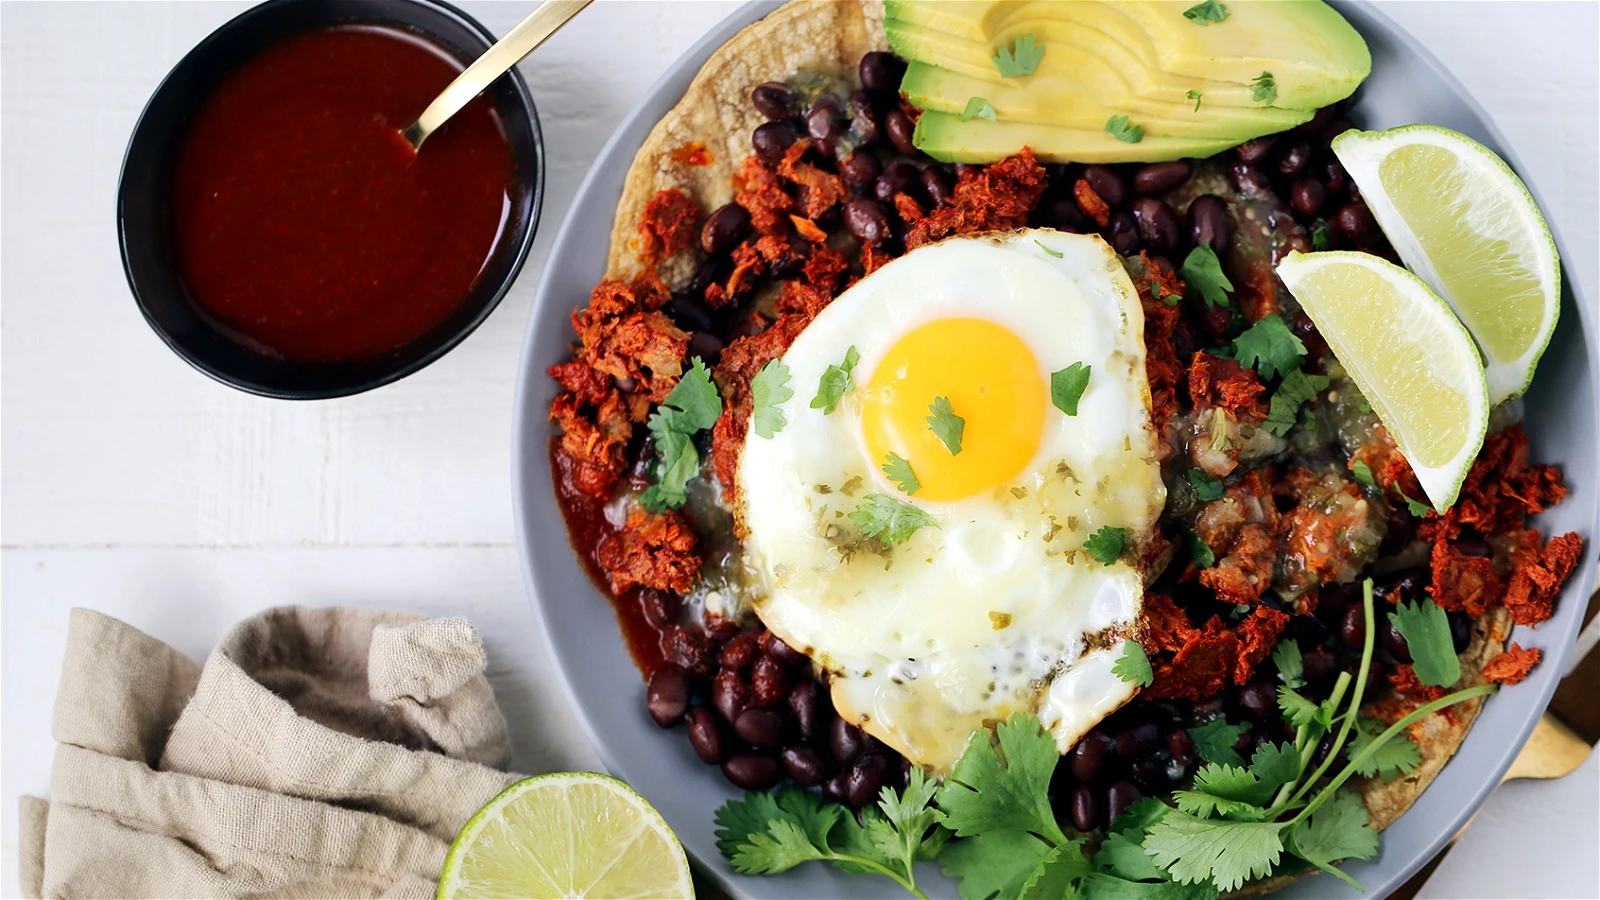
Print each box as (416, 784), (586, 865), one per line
(902, 60), (1313, 139)
(913, 109), (1236, 164)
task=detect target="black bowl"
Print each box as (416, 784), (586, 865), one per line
(118, 0), (544, 399)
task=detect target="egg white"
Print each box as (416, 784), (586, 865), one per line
(736, 230), (1164, 772)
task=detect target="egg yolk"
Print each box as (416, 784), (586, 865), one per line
(860, 318), (1045, 502)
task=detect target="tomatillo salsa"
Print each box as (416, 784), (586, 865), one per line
(171, 25), (514, 362)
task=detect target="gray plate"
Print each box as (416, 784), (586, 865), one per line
(511, 3), (1598, 896)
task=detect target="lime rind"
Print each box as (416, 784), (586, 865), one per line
(437, 772), (693, 900)
(1276, 250), (1489, 513)
(1331, 124), (1561, 406)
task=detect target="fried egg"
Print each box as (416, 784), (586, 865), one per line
(735, 230), (1165, 772)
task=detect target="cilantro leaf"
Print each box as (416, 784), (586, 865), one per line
(1111, 797), (1173, 836)
(1113, 640), (1154, 687)
(961, 96), (997, 122)
(1172, 789), (1266, 822)
(1287, 789), (1378, 890)
(1084, 526), (1129, 566)
(1262, 368), (1330, 436)
(660, 356), (722, 430)
(1390, 598), (1461, 687)
(715, 787), (842, 874)
(993, 33), (1044, 77)
(811, 345), (859, 414)
(882, 453), (921, 495)
(1187, 89), (1203, 112)
(1277, 686), (1331, 733)
(1180, 245), (1234, 308)
(1183, 0), (1229, 25)
(1272, 641), (1306, 689)
(1187, 719), (1249, 768)
(937, 711), (1068, 845)
(1192, 762), (1277, 807)
(1187, 469), (1224, 501)
(1019, 841), (1094, 898)
(1249, 741), (1301, 793)
(1144, 811), (1284, 892)
(1346, 717), (1422, 781)
(1251, 71), (1277, 105)
(850, 493), (937, 545)
(1184, 528), (1215, 568)
(1231, 313), (1306, 379)
(750, 359), (793, 439)
(1079, 873), (1219, 900)
(927, 396), (965, 455)
(1052, 362), (1092, 415)
(1095, 831), (1168, 882)
(939, 829), (1054, 900)
(641, 358), (722, 510)
(1350, 459), (1377, 489)
(1035, 239), (1065, 259)
(1395, 484), (1432, 517)
(1311, 219), (1331, 252)
(1106, 115), (1145, 144)
(872, 768), (949, 880)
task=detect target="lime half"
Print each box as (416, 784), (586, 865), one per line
(437, 773), (693, 900)
(1276, 251), (1489, 513)
(1332, 125), (1560, 405)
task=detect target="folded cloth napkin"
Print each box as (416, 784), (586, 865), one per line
(19, 607), (525, 899)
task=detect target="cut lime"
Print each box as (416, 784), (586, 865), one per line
(437, 773), (693, 900)
(1276, 251), (1488, 513)
(1332, 124), (1560, 405)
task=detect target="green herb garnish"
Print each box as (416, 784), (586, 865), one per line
(1188, 89), (1204, 111)
(1185, 528), (1215, 568)
(1188, 469), (1225, 501)
(1180, 245), (1234, 308)
(1187, 719), (1250, 768)
(961, 96), (997, 122)
(1106, 115), (1145, 143)
(1251, 71), (1277, 104)
(1113, 641), (1155, 687)
(1272, 641), (1306, 689)
(1350, 459), (1378, 490)
(882, 453), (921, 495)
(750, 359), (793, 439)
(1084, 526), (1128, 566)
(1035, 239), (1065, 259)
(1389, 598), (1461, 687)
(993, 33), (1044, 77)
(1262, 368), (1331, 436)
(811, 345), (859, 414)
(1052, 362), (1092, 416)
(927, 397), (965, 455)
(850, 493), (938, 545)
(1311, 220), (1331, 252)
(1183, 0), (1230, 25)
(1395, 484), (1431, 517)
(639, 356), (721, 511)
(1232, 313), (1306, 379)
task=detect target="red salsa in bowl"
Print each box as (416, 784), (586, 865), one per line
(118, 0), (543, 398)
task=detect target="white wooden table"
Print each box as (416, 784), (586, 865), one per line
(2, 3), (1596, 897)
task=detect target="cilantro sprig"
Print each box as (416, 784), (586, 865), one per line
(640, 357), (721, 512)
(1232, 313), (1306, 380)
(1106, 115), (1145, 144)
(1052, 362), (1092, 415)
(850, 493), (938, 544)
(1251, 71), (1277, 105)
(1113, 641), (1154, 687)
(883, 453), (921, 495)
(750, 359), (793, 439)
(1395, 484), (1432, 517)
(1183, 0), (1230, 24)
(1262, 368), (1330, 436)
(1180, 245), (1234, 308)
(1187, 469), (1224, 501)
(1084, 526), (1129, 566)
(1390, 598), (1461, 687)
(993, 33), (1044, 77)
(961, 96), (996, 123)
(1187, 89), (1203, 112)
(927, 397), (965, 455)
(811, 346), (859, 414)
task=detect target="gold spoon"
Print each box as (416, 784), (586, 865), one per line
(402, 0), (592, 151)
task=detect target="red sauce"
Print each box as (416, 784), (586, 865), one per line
(171, 25), (514, 362)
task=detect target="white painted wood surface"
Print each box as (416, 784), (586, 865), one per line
(2, 2), (1595, 897)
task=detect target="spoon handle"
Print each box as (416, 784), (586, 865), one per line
(408, 0), (591, 148)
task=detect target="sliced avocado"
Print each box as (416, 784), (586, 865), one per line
(913, 110), (1235, 164)
(902, 61), (1312, 139)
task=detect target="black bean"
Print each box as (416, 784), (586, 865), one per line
(680, 263), (723, 318)
(844, 197), (890, 245)
(845, 761), (884, 807)
(1070, 785), (1103, 832)
(1234, 725), (1255, 754)
(1311, 733), (1349, 769)
(848, 90), (880, 146)
(1132, 197), (1183, 253)
(1321, 116), (1357, 143)
(1229, 162), (1273, 195)
(1145, 700), (1188, 724)
(1239, 679), (1277, 717)
(884, 107), (919, 156)
(860, 51), (906, 93)
(840, 150), (882, 185)
(1071, 729), (1111, 782)
(1134, 161), (1193, 194)
(712, 669), (746, 723)
(639, 589), (681, 629)
(1168, 727), (1197, 767)
(788, 680), (825, 740)
(1448, 612), (1473, 653)
(735, 709), (786, 748)
(752, 121), (797, 164)
(782, 746), (827, 786)
(661, 624), (713, 676)
(723, 753), (780, 790)
(830, 717), (869, 766)
(1236, 136), (1277, 164)
(701, 203), (750, 255)
(1186, 194), (1235, 257)
(1108, 781), (1143, 823)
(1108, 210), (1141, 255)
(751, 81), (798, 120)
(750, 656), (789, 708)
(806, 96), (844, 158)
(1302, 644), (1338, 682)
(1341, 602), (1367, 649)
(1131, 757), (1173, 791)
(822, 772), (850, 804)
(875, 161), (921, 202)
(1115, 722), (1161, 758)
(686, 707), (726, 763)
(1290, 178), (1327, 217)
(761, 632), (810, 668)
(1294, 105), (1337, 134)
(1375, 569), (1428, 603)
(1324, 159), (1348, 193)
(1380, 616), (1414, 663)
(920, 166), (955, 207)
(1082, 165), (1127, 207)
(1336, 201), (1380, 243)
(646, 665), (691, 727)
(686, 331), (723, 364)
(1276, 139), (1311, 176)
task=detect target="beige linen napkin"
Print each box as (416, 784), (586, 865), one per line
(20, 607), (525, 899)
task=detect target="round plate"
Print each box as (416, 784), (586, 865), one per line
(512, 3), (1599, 896)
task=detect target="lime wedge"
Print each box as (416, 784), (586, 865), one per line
(437, 773), (693, 900)
(1276, 251), (1488, 513)
(1332, 125), (1560, 405)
